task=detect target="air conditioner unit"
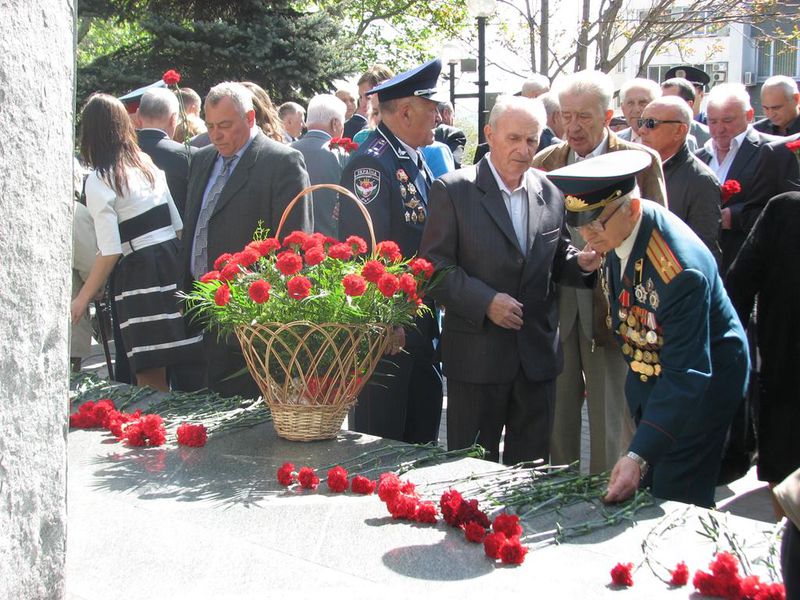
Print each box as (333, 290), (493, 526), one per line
(713, 63), (728, 72)
(744, 72), (755, 85)
(712, 71), (727, 83)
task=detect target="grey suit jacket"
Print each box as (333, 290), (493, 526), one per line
(419, 158), (592, 384)
(532, 129), (668, 343)
(181, 131), (312, 290)
(291, 130), (345, 237)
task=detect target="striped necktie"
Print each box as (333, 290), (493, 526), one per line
(192, 156), (236, 277)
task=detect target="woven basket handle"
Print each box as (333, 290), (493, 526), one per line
(275, 183), (376, 249)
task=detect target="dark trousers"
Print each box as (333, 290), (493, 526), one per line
(783, 521), (800, 600)
(204, 333), (262, 399)
(447, 372), (555, 465)
(352, 346), (443, 445)
(641, 420), (729, 508)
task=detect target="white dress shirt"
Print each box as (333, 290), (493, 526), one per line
(486, 153), (529, 252)
(704, 128), (749, 182)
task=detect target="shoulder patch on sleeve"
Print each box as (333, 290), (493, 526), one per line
(646, 230), (684, 284)
(354, 167), (381, 204)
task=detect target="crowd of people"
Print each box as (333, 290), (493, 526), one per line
(70, 58), (800, 592)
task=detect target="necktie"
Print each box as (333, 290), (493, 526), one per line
(415, 155), (431, 204)
(417, 155), (432, 187)
(192, 156), (235, 277)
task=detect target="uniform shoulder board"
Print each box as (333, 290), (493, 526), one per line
(646, 230), (683, 284)
(365, 137), (389, 157)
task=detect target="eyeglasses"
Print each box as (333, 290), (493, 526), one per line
(637, 118), (684, 130)
(582, 201), (624, 233)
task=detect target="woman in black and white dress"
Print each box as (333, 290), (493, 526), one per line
(71, 93), (202, 391)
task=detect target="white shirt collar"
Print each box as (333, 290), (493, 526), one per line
(571, 129), (609, 162)
(704, 127), (749, 160)
(486, 152), (528, 195)
(615, 210), (644, 264)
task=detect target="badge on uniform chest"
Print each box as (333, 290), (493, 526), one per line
(354, 168), (381, 204)
(397, 168), (426, 224)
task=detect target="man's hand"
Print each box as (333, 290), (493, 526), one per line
(603, 456), (641, 504)
(577, 243), (602, 272)
(721, 207), (732, 230)
(385, 326), (406, 355)
(486, 293), (523, 330)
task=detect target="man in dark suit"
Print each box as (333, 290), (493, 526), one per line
(420, 95), (599, 464)
(181, 82), (311, 397)
(291, 94), (348, 237)
(434, 102), (467, 168)
(639, 96), (722, 264)
(338, 59), (444, 445)
(741, 133), (800, 231)
(136, 87), (195, 218)
(753, 75), (800, 137)
(695, 83), (779, 275)
(552, 150), (748, 507)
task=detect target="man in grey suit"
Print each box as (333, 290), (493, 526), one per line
(616, 78), (661, 145)
(291, 94), (348, 237)
(180, 82), (311, 397)
(420, 95), (600, 464)
(639, 96), (722, 264)
(532, 70), (667, 474)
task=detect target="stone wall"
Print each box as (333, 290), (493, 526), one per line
(0, 2), (75, 599)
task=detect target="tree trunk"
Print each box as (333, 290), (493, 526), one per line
(540, 0), (549, 77)
(575, 0), (590, 71)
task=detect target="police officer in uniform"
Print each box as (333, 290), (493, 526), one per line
(663, 65), (711, 125)
(547, 150), (749, 508)
(338, 59), (444, 444)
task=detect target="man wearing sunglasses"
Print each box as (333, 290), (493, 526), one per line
(547, 150), (749, 508)
(531, 70), (666, 476)
(638, 96), (722, 265)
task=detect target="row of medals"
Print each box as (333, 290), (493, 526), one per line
(397, 169), (426, 223)
(602, 259), (664, 382)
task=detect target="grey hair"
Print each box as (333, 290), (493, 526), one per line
(620, 78), (662, 104)
(521, 73), (551, 97)
(138, 87), (179, 120)
(761, 75), (799, 100)
(278, 101), (305, 119)
(538, 92), (560, 117)
(306, 94), (346, 128)
(555, 70), (614, 113)
(706, 82), (751, 112)
(205, 82), (254, 117)
(647, 95), (693, 125)
(488, 95), (547, 128)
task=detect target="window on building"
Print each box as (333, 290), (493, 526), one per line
(756, 37), (798, 78)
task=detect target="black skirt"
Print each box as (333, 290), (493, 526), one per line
(112, 238), (203, 373)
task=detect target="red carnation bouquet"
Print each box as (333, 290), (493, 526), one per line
(329, 137), (359, 153)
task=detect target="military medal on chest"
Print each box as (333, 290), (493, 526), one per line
(615, 263), (664, 382)
(397, 168), (426, 224)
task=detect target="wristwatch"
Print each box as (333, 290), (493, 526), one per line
(625, 451), (649, 478)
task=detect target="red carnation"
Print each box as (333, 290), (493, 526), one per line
(107, 409), (141, 438)
(414, 502), (438, 524)
(376, 240), (402, 262)
(214, 284), (231, 306)
(341, 274), (367, 296)
(398, 273), (417, 296)
(122, 422), (147, 446)
(456, 498), (490, 529)
(214, 252), (233, 271)
(283, 231), (309, 247)
(219, 261), (240, 282)
(483, 532), (507, 559)
(276, 250), (303, 275)
(120, 414), (166, 447)
(786, 139), (800, 154)
(346, 235), (368, 254)
(248, 279), (271, 304)
(670, 561), (689, 586)
(400, 480), (416, 495)
(611, 562), (634, 587)
(361, 260), (386, 283)
(199, 270), (220, 283)
(388, 493), (419, 520)
(304, 246), (326, 266)
(351, 475), (375, 495)
(464, 521), (487, 543)
(377, 273), (400, 298)
(378, 472), (402, 502)
(236, 248), (260, 267)
(721, 179), (742, 205)
(287, 276), (312, 299)
(693, 551), (742, 599)
(277, 462), (295, 486)
(410, 257), (434, 279)
(440, 489), (464, 526)
(176, 423), (207, 447)
(346, 141), (359, 152)
(162, 69), (181, 85)
(492, 513), (522, 538)
(328, 242), (353, 260)
(302, 234), (326, 252)
(297, 466), (320, 489)
(499, 536), (528, 565)
(327, 466), (349, 493)
(249, 238), (281, 256)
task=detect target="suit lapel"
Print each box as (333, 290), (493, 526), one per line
(726, 129), (759, 180)
(524, 171), (545, 253)
(184, 148), (217, 238)
(476, 160), (523, 254)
